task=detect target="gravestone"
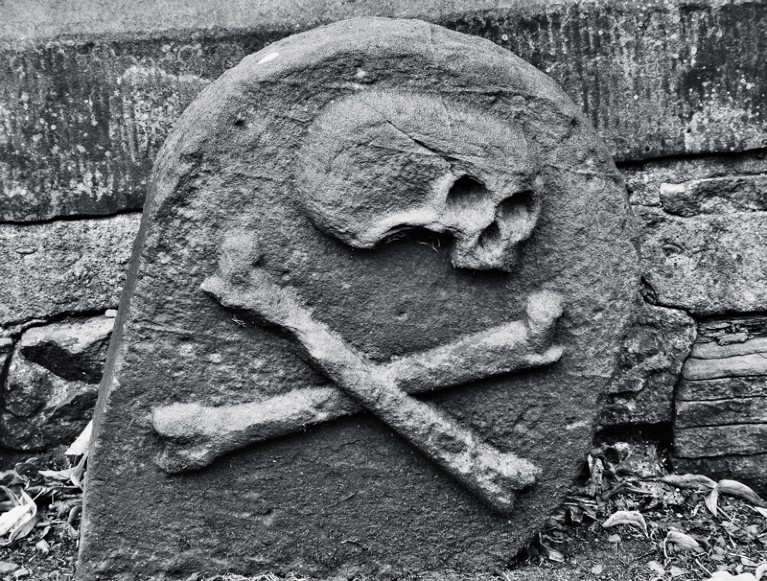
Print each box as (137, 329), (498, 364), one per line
(79, 17), (639, 579)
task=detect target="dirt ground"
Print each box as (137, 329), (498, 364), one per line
(0, 437), (764, 581)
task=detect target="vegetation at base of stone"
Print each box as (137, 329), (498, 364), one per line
(0, 436), (765, 581)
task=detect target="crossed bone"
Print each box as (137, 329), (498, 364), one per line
(152, 240), (564, 513)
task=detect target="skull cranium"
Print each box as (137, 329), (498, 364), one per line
(298, 91), (541, 271)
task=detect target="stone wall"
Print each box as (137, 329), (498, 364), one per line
(1, 0), (765, 489)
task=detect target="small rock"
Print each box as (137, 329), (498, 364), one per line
(104, 309), (118, 318)
(0, 563), (18, 575)
(13, 568), (30, 579)
(591, 564), (604, 574)
(35, 539), (50, 554)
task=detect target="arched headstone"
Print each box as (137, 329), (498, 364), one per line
(79, 17), (639, 579)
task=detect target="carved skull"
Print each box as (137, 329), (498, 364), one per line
(298, 91), (541, 271)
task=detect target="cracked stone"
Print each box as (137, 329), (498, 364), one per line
(0, 314), (114, 451)
(599, 302), (696, 427)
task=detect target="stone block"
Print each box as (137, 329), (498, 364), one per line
(0, 214), (140, 327)
(1, 0), (765, 221)
(621, 149), (767, 208)
(674, 315), (767, 488)
(78, 19), (638, 579)
(636, 206), (767, 316)
(1, 314), (114, 450)
(599, 302), (695, 427)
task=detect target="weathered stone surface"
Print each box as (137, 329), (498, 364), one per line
(673, 315), (767, 487)
(79, 19), (638, 579)
(620, 149), (767, 209)
(17, 316), (113, 383)
(676, 398), (767, 429)
(636, 206), (767, 316)
(599, 302), (695, 427)
(620, 151), (767, 316)
(675, 424), (767, 458)
(1, 0), (764, 221)
(660, 174), (767, 217)
(0, 214), (139, 327)
(1, 315), (113, 450)
(678, 376), (767, 401)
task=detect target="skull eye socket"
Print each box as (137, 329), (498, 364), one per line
(445, 175), (488, 209)
(496, 190), (537, 223)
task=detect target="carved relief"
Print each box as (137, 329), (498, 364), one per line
(152, 91), (560, 513)
(298, 92), (541, 272)
(80, 18), (639, 578)
(154, 236), (564, 513)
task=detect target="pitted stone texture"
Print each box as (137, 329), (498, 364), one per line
(637, 206), (767, 316)
(0, 315), (113, 450)
(621, 149), (767, 208)
(79, 19), (638, 580)
(1, 0), (764, 222)
(0, 215), (139, 327)
(600, 302), (696, 427)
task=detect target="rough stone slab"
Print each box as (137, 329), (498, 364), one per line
(0, 315), (113, 450)
(18, 315), (113, 383)
(0, 214), (140, 327)
(599, 302), (695, 427)
(683, 353), (767, 381)
(636, 206), (767, 316)
(620, 149), (767, 208)
(691, 336), (767, 359)
(678, 377), (767, 401)
(79, 18), (638, 579)
(674, 454), (767, 495)
(675, 424), (767, 458)
(660, 174), (767, 217)
(1, 0), (765, 220)
(676, 397), (767, 429)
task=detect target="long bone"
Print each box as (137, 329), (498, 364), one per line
(154, 298), (564, 474)
(155, 264), (563, 513)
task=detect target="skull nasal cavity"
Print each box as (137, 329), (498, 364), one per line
(446, 176), (488, 208)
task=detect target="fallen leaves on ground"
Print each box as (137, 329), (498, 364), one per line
(531, 441), (767, 581)
(0, 425), (89, 580)
(0, 433), (764, 580)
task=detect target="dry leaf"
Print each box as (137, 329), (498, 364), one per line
(665, 530), (701, 552)
(602, 510), (648, 537)
(753, 507), (767, 518)
(647, 560), (665, 576)
(706, 487), (720, 516)
(38, 468), (76, 482)
(706, 565), (767, 581)
(0, 491), (36, 545)
(659, 474), (716, 490)
(538, 534), (565, 563)
(65, 421), (92, 457)
(718, 479), (766, 507)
